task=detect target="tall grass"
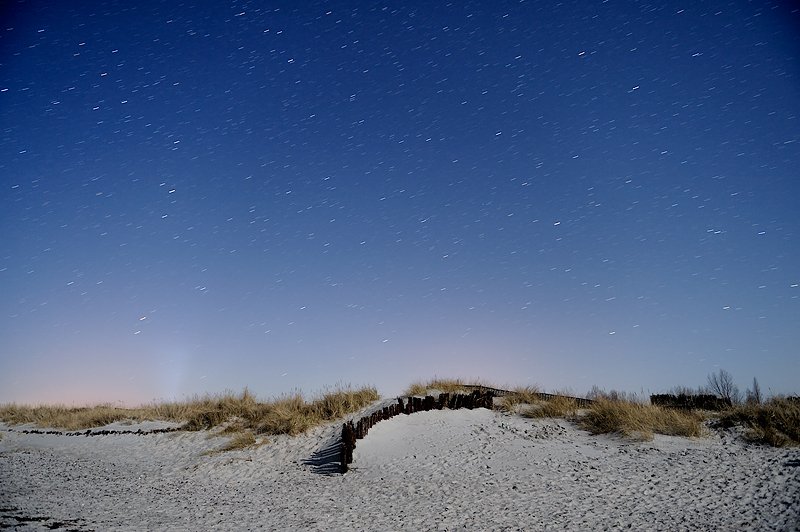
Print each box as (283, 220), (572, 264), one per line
(5, 380), (795, 449)
(181, 388), (267, 431)
(404, 378), (470, 396)
(403, 377), (506, 396)
(0, 385), (379, 437)
(522, 395), (582, 419)
(0, 403), (162, 430)
(206, 430), (261, 455)
(717, 397), (800, 447)
(578, 399), (705, 441)
(496, 385), (542, 413)
(171, 386), (381, 436)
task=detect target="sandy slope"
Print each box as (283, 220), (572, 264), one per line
(1, 405), (798, 531)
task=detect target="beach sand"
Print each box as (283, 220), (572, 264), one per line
(1, 403), (798, 531)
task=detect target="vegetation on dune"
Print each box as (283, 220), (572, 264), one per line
(224, 430), (257, 450)
(2, 372), (796, 450)
(586, 386), (645, 404)
(0, 385), (380, 442)
(175, 385), (380, 438)
(404, 378), (472, 396)
(577, 399), (705, 441)
(503, 385), (706, 441)
(0, 403), (162, 431)
(522, 395), (582, 420)
(403, 375), (797, 447)
(496, 385), (542, 413)
(204, 430), (265, 455)
(717, 397), (800, 447)
(404, 377), (514, 397)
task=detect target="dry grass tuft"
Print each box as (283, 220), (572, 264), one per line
(404, 381), (433, 396)
(404, 378), (470, 396)
(523, 395), (581, 419)
(717, 397), (800, 447)
(224, 430), (257, 450)
(403, 377), (505, 396)
(578, 399), (705, 441)
(182, 388), (264, 431)
(218, 419), (248, 435)
(311, 386), (381, 420)
(497, 385), (542, 413)
(204, 430), (268, 455)
(255, 393), (315, 436)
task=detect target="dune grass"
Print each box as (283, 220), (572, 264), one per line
(3, 380), (795, 449)
(0, 403), (162, 431)
(176, 385), (380, 437)
(403, 377), (514, 396)
(717, 397), (800, 447)
(496, 385), (542, 413)
(0, 385), (379, 439)
(204, 430), (267, 455)
(500, 385), (705, 442)
(577, 399), (705, 441)
(522, 395), (583, 419)
(404, 379), (703, 442)
(222, 430), (257, 450)
(404, 378), (472, 396)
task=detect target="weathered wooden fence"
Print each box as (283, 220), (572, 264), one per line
(6, 427), (181, 436)
(336, 386), (601, 473)
(340, 389), (494, 472)
(460, 385), (595, 408)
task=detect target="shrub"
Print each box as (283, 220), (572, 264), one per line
(650, 393), (731, 411)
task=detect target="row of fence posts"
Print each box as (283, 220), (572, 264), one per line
(10, 427), (182, 436)
(340, 389), (494, 472)
(460, 385), (594, 409)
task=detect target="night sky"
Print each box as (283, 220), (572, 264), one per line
(2, 1), (799, 406)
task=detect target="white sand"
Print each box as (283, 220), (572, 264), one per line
(1, 405), (798, 531)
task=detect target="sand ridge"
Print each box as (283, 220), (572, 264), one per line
(1, 405), (798, 531)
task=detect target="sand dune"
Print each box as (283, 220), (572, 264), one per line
(1, 403), (798, 531)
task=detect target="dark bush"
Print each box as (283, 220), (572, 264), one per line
(650, 393), (731, 411)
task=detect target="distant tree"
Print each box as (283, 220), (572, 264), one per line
(746, 377), (763, 405)
(670, 385), (704, 397)
(586, 385), (606, 401)
(706, 369), (741, 405)
(586, 385), (641, 403)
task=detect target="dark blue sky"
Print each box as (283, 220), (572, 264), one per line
(2, 0), (799, 404)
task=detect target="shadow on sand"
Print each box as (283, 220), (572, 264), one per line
(303, 435), (344, 475)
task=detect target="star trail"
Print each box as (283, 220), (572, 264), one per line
(1, 1), (798, 405)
